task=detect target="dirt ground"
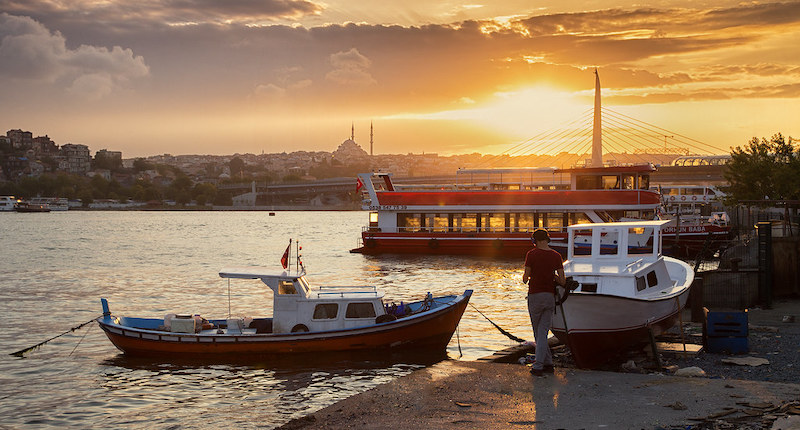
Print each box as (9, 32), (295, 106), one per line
(277, 300), (800, 430)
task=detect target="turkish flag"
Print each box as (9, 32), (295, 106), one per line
(356, 177), (364, 192)
(280, 243), (290, 269)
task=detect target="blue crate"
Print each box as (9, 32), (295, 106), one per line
(706, 335), (749, 354)
(706, 311), (748, 337)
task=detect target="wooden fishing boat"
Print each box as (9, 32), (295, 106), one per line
(551, 220), (694, 369)
(97, 261), (471, 359)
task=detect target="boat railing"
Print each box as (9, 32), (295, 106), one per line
(625, 258), (645, 271)
(316, 286), (379, 298)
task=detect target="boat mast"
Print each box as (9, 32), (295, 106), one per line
(591, 69), (603, 167)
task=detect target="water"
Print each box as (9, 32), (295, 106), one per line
(0, 211), (532, 428)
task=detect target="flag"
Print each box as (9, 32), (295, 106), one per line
(356, 177), (364, 192)
(280, 242), (291, 269)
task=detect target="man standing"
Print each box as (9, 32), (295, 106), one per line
(522, 229), (566, 376)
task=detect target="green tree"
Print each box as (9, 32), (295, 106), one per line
(229, 157), (245, 178)
(723, 133), (799, 205)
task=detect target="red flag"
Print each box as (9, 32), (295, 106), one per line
(356, 177), (364, 192)
(280, 243), (290, 269)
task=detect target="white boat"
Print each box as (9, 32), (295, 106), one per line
(0, 196), (20, 212)
(29, 197), (69, 211)
(551, 220), (694, 369)
(97, 246), (472, 360)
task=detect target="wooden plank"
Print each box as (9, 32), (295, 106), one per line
(656, 341), (703, 357)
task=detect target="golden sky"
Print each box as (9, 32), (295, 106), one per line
(0, 1), (798, 157)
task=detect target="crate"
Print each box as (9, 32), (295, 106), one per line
(706, 336), (749, 354)
(706, 311), (748, 337)
(705, 311), (749, 354)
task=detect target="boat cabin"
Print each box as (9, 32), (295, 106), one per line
(564, 220), (685, 299)
(219, 268), (387, 334)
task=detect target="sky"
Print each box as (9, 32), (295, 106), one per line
(0, 1), (798, 158)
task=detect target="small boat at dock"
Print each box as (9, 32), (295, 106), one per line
(97, 252), (472, 360)
(551, 220), (694, 369)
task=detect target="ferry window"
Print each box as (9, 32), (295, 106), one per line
(346, 303), (376, 319)
(486, 213), (505, 232)
(601, 175), (619, 189)
(543, 213), (563, 231)
(517, 213), (535, 232)
(690, 188), (704, 195)
(397, 213), (421, 232)
(569, 212), (592, 225)
(621, 175), (634, 190)
(639, 175), (650, 190)
(279, 280), (297, 295)
(576, 175), (601, 190)
(313, 304), (338, 319)
(461, 213), (477, 232)
(647, 271), (658, 287)
(432, 214), (448, 232)
(636, 276), (646, 292)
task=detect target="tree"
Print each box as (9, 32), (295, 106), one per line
(229, 157), (245, 178)
(723, 133), (799, 205)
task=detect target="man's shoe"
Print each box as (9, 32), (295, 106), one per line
(543, 365), (555, 373)
(529, 367), (543, 376)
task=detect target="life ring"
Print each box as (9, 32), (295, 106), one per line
(492, 239), (504, 249)
(428, 238), (439, 249)
(291, 324), (309, 333)
(681, 196), (686, 201)
(692, 196), (697, 201)
(365, 238), (377, 248)
(375, 314), (397, 324)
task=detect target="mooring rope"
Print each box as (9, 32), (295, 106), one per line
(10, 316), (100, 358)
(468, 303), (526, 343)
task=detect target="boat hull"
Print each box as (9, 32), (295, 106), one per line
(98, 291), (471, 359)
(550, 287), (691, 369)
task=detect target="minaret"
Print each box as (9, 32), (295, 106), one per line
(591, 69), (603, 167)
(351, 122), (354, 141)
(370, 121), (373, 156)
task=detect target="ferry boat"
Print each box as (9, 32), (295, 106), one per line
(350, 165), (662, 258)
(0, 196), (20, 211)
(654, 185), (731, 256)
(29, 197), (69, 211)
(551, 220), (693, 369)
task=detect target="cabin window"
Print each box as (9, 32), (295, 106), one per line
(278, 280), (297, 295)
(432, 214), (448, 232)
(569, 212), (592, 225)
(543, 212), (563, 231)
(484, 213), (505, 232)
(461, 213), (477, 232)
(601, 175), (619, 189)
(397, 213), (421, 232)
(647, 271), (658, 288)
(517, 213), (535, 232)
(621, 175), (634, 190)
(575, 175), (601, 190)
(581, 283), (598, 293)
(313, 304), (339, 319)
(639, 175), (650, 190)
(636, 276), (646, 292)
(345, 303), (376, 319)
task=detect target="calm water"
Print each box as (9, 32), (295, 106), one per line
(0, 211), (531, 428)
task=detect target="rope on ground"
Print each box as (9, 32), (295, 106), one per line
(468, 303), (527, 343)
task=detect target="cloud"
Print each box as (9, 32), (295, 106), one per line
(325, 48), (376, 86)
(0, 13), (149, 98)
(0, 0), (324, 26)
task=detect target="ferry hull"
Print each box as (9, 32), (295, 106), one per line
(98, 291), (471, 359)
(550, 287), (690, 369)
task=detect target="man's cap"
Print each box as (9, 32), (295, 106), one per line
(532, 229), (550, 242)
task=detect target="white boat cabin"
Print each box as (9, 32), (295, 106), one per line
(564, 220), (690, 300)
(218, 268), (387, 334)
